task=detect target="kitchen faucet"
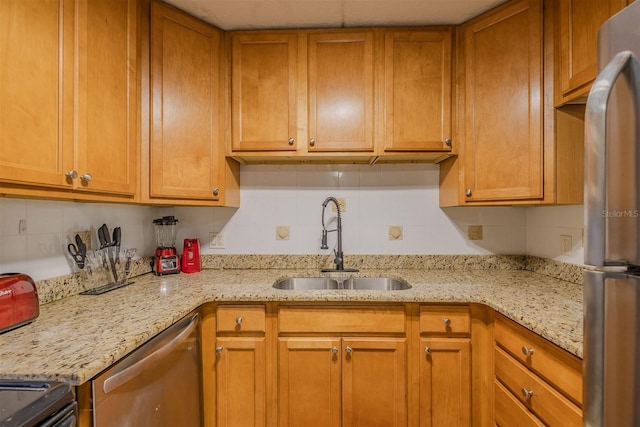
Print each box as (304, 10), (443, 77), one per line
(320, 197), (358, 272)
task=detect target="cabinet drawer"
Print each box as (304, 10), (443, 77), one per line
(495, 347), (582, 427)
(419, 305), (469, 335)
(217, 305), (266, 333)
(278, 306), (406, 334)
(495, 380), (544, 427)
(494, 315), (582, 405)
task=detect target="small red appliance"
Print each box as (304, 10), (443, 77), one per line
(181, 238), (201, 273)
(0, 273), (39, 334)
(153, 216), (181, 275)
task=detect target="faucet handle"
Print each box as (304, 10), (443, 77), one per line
(321, 229), (329, 249)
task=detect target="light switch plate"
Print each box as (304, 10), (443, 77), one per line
(331, 198), (346, 213)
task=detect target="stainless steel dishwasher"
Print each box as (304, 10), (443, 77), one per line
(91, 311), (202, 427)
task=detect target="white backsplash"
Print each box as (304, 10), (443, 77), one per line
(0, 164), (584, 281)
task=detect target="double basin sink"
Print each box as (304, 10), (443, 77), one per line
(274, 277), (411, 291)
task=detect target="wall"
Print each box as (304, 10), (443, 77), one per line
(0, 164), (584, 281)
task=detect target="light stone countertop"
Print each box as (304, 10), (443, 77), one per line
(0, 268), (583, 385)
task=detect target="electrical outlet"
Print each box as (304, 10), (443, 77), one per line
(560, 235), (572, 255)
(468, 225), (483, 240)
(388, 226), (403, 240)
(276, 226), (290, 240)
(331, 198), (346, 213)
(209, 232), (225, 249)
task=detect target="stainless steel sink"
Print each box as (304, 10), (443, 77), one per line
(273, 277), (340, 290)
(342, 277), (411, 290)
(273, 277), (410, 290)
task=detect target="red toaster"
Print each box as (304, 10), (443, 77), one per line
(0, 273), (39, 334)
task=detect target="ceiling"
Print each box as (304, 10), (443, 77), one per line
(164, 0), (509, 30)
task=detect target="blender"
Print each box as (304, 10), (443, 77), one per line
(152, 216), (180, 275)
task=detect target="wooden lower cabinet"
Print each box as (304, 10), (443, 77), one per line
(215, 337), (266, 427)
(419, 338), (471, 426)
(203, 303), (583, 427)
(278, 338), (342, 426)
(342, 338), (407, 427)
(493, 314), (583, 426)
(278, 337), (407, 427)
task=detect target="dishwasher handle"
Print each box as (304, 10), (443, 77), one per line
(102, 313), (198, 395)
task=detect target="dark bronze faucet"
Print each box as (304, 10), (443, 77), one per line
(320, 197), (358, 272)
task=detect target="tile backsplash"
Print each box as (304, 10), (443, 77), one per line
(0, 164), (584, 281)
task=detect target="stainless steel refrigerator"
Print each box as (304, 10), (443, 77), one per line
(584, 1), (640, 426)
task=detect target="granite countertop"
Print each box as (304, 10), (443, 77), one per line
(0, 267), (583, 385)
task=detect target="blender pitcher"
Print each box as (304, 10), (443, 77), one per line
(152, 216), (180, 275)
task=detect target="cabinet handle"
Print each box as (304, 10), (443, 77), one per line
(443, 318), (451, 327)
(521, 388), (534, 399)
(345, 346), (352, 354)
(235, 316), (242, 326)
(309, 138), (316, 146)
(331, 346), (339, 354)
(288, 137), (295, 145)
(521, 346), (535, 357)
(65, 170), (78, 179)
(213, 188), (220, 196)
(215, 346), (223, 355)
(424, 346), (431, 355)
(444, 138), (452, 147)
(465, 188), (472, 197)
(80, 173), (92, 182)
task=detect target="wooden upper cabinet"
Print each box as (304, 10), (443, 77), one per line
(556, 0), (628, 105)
(462, 0), (543, 202)
(231, 33), (298, 151)
(150, 1), (226, 201)
(0, 0), (73, 188)
(383, 29), (453, 152)
(307, 32), (375, 152)
(75, 0), (137, 196)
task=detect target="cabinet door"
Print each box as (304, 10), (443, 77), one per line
(231, 33), (298, 151)
(307, 32), (375, 152)
(150, 1), (224, 200)
(342, 338), (407, 427)
(216, 337), (266, 427)
(384, 29), (453, 152)
(462, 0), (543, 202)
(0, 0), (74, 188)
(75, 0), (137, 195)
(557, 0), (628, 103)
(278, 338), (341, 427)
(419, 338), (471, 427)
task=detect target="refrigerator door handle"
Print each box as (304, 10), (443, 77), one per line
(584, 50), (640, 266)
(583, 270), (606, 427)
